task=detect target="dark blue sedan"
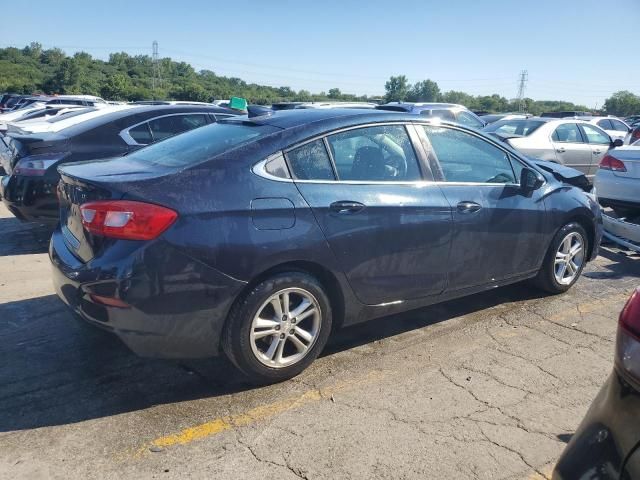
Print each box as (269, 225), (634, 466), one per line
(50, 108), (602, 383)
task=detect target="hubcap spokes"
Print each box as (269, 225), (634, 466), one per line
(554, 232), (585, 285)
(250, 288), (321, 368)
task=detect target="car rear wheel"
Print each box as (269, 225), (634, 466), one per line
(533, 222), (588, 294)
(222, 272), (332, 384)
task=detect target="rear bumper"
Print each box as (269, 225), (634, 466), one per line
(49, 228), (247, 358)
(0, 174), (59, 223)
(553, 371), (640, 480)
(595, 172), (640, 208)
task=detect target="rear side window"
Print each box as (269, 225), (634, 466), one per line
(552, 124), (583, 143)
(148, 114), (208, 141)
(597, 119), (613, 130)
(129, 122), (153, 144)
(126, 122), (278, 167)
(422, 126), (517, 184)
(326, 125), (421, 181)
(456, 110), (484, 129)
(580, 124), (610, 145)
(287, 140), (335, 180)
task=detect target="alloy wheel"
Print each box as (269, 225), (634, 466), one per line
(249, 288), (321, 368)
(554, 232), (585, 285)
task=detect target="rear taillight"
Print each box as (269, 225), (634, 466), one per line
(13, 152), (70, 176)
(599, 155), (627, 172)
(616, 288), (640, 382)
(80, 200), (177, 241)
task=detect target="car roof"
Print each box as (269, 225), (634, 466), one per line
(236, 108), (404, 129)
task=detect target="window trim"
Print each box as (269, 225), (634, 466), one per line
(119, 112), (211, 146)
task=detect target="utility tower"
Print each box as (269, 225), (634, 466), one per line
(516, 70), (528, 112)
(152, 40), (160, 97)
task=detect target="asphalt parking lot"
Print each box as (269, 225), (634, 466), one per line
(1, 203), (639, 480)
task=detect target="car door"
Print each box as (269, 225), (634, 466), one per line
(287, 124), (453, 305)
(418, 124), (547, 290)
(550, 123), (593, 175)
(578, 123), (612, 177)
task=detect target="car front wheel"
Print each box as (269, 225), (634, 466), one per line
(222, 272), (332, 384)
(533, 222), (588, 294)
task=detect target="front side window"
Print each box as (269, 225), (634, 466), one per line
(148, 114), (208, 141)
(326, 125), (421, 181)
(580, 124), (611, 145)
(422, 126), (517, 184)
(611, 119), (629, 132)
(456, 110), (484, 129)
(552, 123), (584, 143)
(286, 140), (335, 181)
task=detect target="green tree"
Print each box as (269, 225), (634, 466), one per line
(384, 75), (409, 102)
(604, 91), (640, 116)
(328, 88), (342, 99)
(406, 79), (440, 102)
(101, 73), (130, 100)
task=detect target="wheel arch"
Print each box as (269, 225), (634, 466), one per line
(566, 214), (596, 260)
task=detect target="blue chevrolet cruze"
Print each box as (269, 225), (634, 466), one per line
(50, 108), (602, 383)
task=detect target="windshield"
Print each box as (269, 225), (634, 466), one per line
(483, 119), (546, 136)
(126, 121), (279, 167)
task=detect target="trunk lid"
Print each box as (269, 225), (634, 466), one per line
(0, 133), (67, 174)
(58, 156), (175, 263)
(610, 147), (640, 179)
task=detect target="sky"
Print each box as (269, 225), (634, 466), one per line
(2, 0), (639, 106)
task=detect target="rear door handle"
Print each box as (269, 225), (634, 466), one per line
(457, 201), (482, 214)
(329, 200), (365, 214)
(556, 147), (566, 153)
(593, 149), (602, 154)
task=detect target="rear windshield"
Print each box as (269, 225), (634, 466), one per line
(126, 121), (279, 167)
(483, 119), (546, 137)
(46, 108), (97, 122)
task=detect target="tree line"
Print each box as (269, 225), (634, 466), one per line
(1, 43), (638, 116)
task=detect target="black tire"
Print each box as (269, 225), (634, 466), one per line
(533, 222), (589, 294)
(222, 271), (332, 384)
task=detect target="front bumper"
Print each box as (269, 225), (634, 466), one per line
(49, 228), (246, 358)
(553, 371), (640, 480)
(1, 174), (59, 223)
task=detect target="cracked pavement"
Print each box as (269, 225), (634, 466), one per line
(1, 203), (639, 480)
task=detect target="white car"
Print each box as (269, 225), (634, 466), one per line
(5, 104), (135, 135)
(594, 146), (640, 217)
(483, 117), (619, 179)
(574, 116), (632, 143)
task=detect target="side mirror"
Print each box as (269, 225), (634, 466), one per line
(612, 138), (624, 148)
(520, 167), (544, 193)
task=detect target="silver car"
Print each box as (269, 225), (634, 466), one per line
(594, 145), (640, 216)
(483, 117), (621, 179)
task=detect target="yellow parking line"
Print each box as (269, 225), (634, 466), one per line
(131, 371), (384, 458)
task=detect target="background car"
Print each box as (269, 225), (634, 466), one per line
(0, 104), (241, 223)
(573, 116), (631, 142)
(375, 102), (486, 129)
(293, 102), (377, 109)
(553, 287), (640, 480)
(483, 117), (621, 179)
(479, 113), (531, 125)
(627, 124), (640, 145)
(594, 145), (640, 217)
(49, 108), (601, 384)
(541, 111), (591, 118)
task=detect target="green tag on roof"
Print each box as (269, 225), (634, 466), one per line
(229, 97), (248, 111)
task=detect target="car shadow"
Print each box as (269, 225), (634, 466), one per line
(582, 246), (640, 280)
(0, 283), (547, 433)
(0, 216), (52, 256)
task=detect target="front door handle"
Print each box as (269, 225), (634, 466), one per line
(329, 200), (365, 214)
(457, 201), (482, 214)
(556, 147), (566, 153)
(593, 149), (602, 154)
